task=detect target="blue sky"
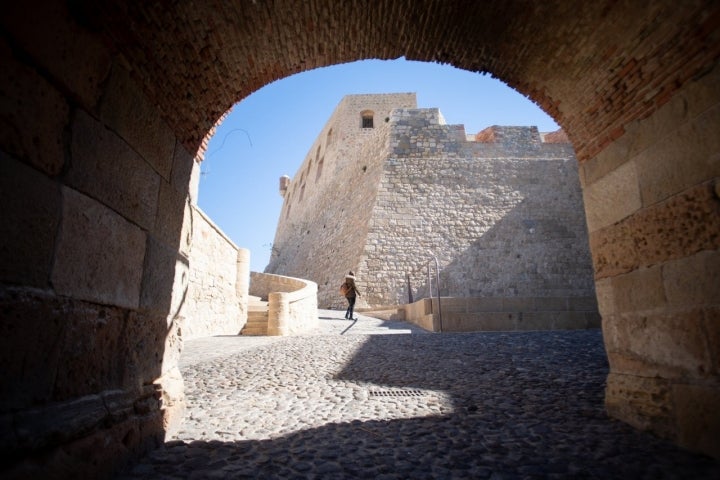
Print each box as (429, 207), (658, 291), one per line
(198, 58), (560, 272)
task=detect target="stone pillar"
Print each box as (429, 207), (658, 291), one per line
(236, 247), (250, 331)
(581, 65), (720, 459)
(267, 291), (289, 336)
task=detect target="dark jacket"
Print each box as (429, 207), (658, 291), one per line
(343, 280), (360, 298)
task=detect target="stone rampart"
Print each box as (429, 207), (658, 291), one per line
(267, 94), (596, 316)
(183, 206), (249, 339)
(267, 94), (415, 308)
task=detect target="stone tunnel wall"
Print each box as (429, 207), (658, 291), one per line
(0, 53), (193, 477)
(584, 63), (720, 458)
(1, 1), (719, 476)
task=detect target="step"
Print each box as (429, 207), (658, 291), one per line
(242, 307), (269, 336)
(241, 325), (267, 336)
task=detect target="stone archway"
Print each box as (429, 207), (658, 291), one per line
(1, 0), (718, 476)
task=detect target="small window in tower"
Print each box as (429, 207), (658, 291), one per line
(361, 110), (374, 129)
(315, 155), (324, 182)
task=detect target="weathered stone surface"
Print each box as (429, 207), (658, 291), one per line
(0, 153), (61, 287)
(121, 312), (170, 391)
(0, 0), (111, 111)
(673, 383), (720, 459)
(60, 412), (163, 480)
(705, 306), (720, 376)
(594, 277), (615, 317)
(154, 180), (188, 251)
(99, 64), (176, 181)
(0, 288), (63, 409)
(605, 372), (673, 437)
(579, 62), (720, 190)
(52, 304), (127, 401)
(4, 396), (163, 480)
(182, 207), (244, 339)
(2, 0), (720, 473)
(171, 141), (198, 199)
(14, 395), (107, 450)
(139, 235), (189, 319)
(155, 366), (186, 438)
(51, 187), (146, 309)
(0, 41), (69, 175)
(583, 161), (641, 232)
(268, 95), (595, 311)
(68, 110), (161, 231)
(603, 310), (712, 379)
(636, 102), (720, 206)
(662, 249), (720, 308)
(590, 181), (720, 279)
(611, 265), (666, 314)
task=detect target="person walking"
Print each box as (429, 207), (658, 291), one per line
(341, 271), (361, 320)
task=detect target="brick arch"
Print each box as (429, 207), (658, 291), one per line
(77, 0), (719, 163)
(1, 0), (719, 476)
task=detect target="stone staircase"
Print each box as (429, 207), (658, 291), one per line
(241, 295), (269, 335)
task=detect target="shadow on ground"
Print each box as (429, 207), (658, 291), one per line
(118, 331), (720, 479)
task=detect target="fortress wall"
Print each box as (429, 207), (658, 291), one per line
(362, 110), (595, 306)
(268, 95), (595, 311)
(182, 206), (247, 339)
(266, 94), (416, 308)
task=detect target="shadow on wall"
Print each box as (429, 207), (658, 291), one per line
(430, 160), (594, 300)
(119, 331), (720, 477)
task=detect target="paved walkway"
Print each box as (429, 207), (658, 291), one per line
(117, 310), (720, 479)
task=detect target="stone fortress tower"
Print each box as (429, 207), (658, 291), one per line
(265, 93), (596, 315)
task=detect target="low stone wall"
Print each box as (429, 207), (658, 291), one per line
(250, 272), (319, 335)
(403, 296), (600, 332)
(183, 207), (249, 340)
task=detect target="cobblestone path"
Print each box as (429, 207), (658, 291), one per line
(117, 311), (720, 479)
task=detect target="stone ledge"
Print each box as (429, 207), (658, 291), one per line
(401, 296), (600, 332)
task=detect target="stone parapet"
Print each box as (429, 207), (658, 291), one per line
(250, 272), (318, 336)
(403, 296), (600, 332)
(182, 206), (248, 340)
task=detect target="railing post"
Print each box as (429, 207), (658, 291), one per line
(267, 291), (289, 336)
(428, 251), (443, 333)
(236, 248), (250, 331)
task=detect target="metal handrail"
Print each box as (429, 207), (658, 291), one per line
(427, 251), (443, 333)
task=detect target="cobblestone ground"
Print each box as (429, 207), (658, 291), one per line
(117, 311), (720, 479)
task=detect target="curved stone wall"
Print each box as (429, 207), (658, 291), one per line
(250, 272), (319, 335)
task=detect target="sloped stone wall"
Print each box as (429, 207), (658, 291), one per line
(268, 96), (595, 311)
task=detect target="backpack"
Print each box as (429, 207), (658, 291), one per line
(340, 283), (350, 296)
